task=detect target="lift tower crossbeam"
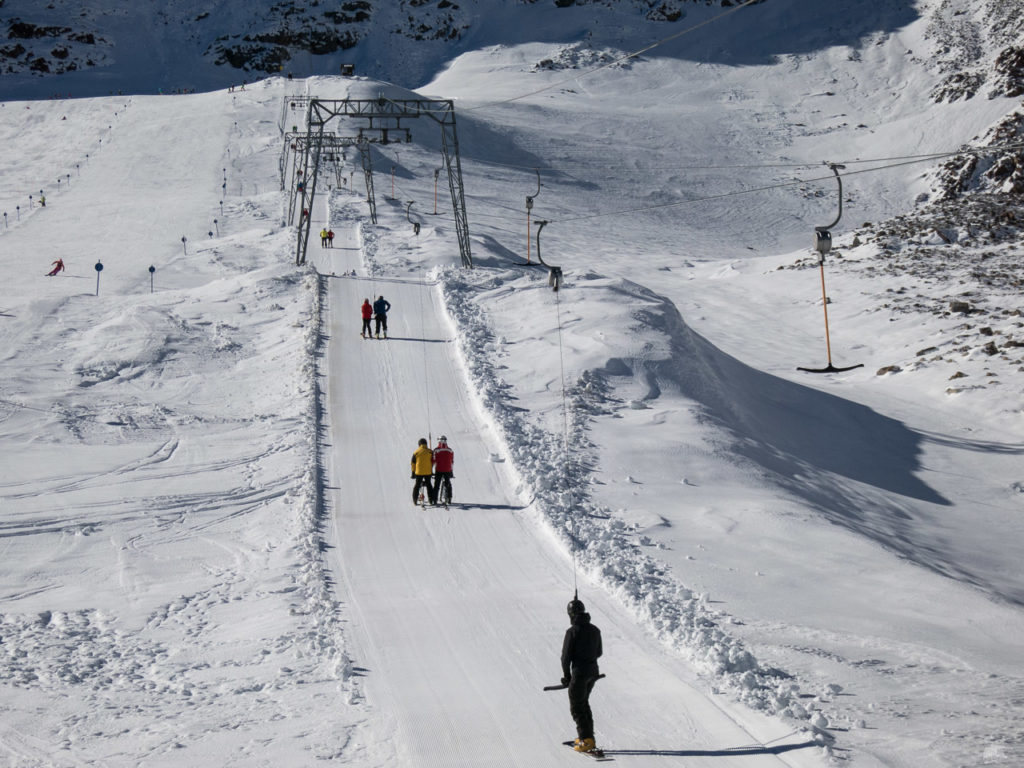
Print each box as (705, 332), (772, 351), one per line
(293, 96), (472, 268)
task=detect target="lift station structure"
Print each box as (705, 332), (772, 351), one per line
(290, 92), (472, 268)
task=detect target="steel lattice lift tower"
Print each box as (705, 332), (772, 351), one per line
(293, 95), (472, 268)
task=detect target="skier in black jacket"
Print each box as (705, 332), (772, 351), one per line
(561, 597), (602, 753)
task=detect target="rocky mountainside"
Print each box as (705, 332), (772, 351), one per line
(2, 0), (736, 96)
(5, 0), (1019, 96)
(812, 0), (1024, 386)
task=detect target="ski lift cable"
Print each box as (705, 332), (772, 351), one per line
(462, 0), (764, 112)
(544, 145), (1024, 225)
(476, 157), (828, 174)
(418, 266), (433, 445)
(447, 144), (1024, 227)
(470, 141), (1024, 177)
(553, 286), (578, 595)
(380, 142), (1024, 229)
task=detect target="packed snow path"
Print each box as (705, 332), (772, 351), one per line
(309, 229), (822, 768)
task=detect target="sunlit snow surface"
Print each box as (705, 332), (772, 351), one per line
(2, 7), (1023, 766)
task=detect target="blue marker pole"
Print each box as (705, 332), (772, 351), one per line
(149, 265), (155, 293)
(94, 260), (103, 296)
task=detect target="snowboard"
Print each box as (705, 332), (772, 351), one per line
(562, 741), (610, 760)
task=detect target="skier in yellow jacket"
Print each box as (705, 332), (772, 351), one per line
(411, 438), (435, 505)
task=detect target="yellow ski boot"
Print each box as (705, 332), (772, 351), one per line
(574, 738), (596, 753)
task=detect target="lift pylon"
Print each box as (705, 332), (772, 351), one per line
(293, 96), (472, 268)
(798, 163), (863, 374)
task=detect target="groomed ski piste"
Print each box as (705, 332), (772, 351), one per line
(2, 4), (1024, 767)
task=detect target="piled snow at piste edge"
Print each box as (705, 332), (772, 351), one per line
(294, 269), (358, 691)
(289, 199), (372, 700)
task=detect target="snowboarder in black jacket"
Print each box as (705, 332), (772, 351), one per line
(561, 597), (602, 753)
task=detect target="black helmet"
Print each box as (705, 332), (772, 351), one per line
(418, 438), (428, 446)
(439, 435), (448, 444)
(567, 599), (585, 618)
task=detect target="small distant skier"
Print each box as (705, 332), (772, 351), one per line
(561, 597), (602, 754)
(39, 195), (46, 207)
(360, 298), (373, 339)
(46, 258), (64, 276)
(327, 229), (335, 247)
(411, 438), (435, 505)
(320, 228), (328, 247)
(432, 435), (454, 505)
(373, 295), (391, 339)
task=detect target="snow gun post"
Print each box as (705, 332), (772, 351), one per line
(797, 163), (863, 374)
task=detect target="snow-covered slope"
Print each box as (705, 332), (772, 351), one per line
(1, 0), (1023, 766)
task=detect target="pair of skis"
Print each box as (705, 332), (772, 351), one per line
(417, 493), (449, 509)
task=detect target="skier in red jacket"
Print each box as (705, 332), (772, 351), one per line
(432, 435), (454, 504)
(360, 298), (373, 338)
(46, 258), (64, 276)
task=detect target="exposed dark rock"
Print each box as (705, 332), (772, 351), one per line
(8, 21), (71, 39)
(990, 45), (1024, 97)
